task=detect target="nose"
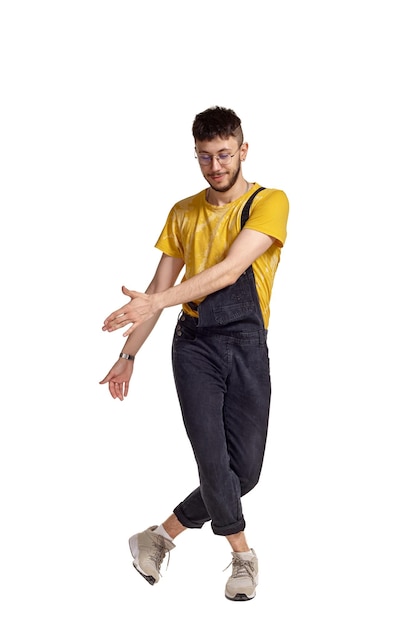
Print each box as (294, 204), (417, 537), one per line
(210, 156), (222, 171)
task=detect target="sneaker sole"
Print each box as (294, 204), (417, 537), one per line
(225, 592), (255, 601)
(132, 561), (156, 586)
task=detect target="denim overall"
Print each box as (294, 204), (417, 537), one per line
(172, 187), (271, 536)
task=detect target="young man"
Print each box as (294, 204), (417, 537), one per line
(100, 106), (289, 601)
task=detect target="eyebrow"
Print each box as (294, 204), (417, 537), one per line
(197, 148), (234, 155)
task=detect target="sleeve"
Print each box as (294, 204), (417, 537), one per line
(154, 206), (185, 259)
(244, 189), (289, 247)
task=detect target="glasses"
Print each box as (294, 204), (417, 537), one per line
(195, 148), (241, 167)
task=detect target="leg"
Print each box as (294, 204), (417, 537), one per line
(172, 328), (245, 535)
(226, 531), (250, 552)
(222, 335), (269, 601)
(224, 530), (259, 602)
(161, 513), (187, 540)
(223, 333), (271, 497)
(172, 324), (271, 535)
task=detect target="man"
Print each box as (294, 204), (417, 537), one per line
(100, 106), (289, 601)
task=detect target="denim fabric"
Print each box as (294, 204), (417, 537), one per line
(172, 265), (271, 536)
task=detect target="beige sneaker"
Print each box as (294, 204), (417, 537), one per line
(128, 526), (175, 585)
(224, 550), (258, 601)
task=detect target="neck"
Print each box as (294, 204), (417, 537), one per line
(206, 180), (252, 206)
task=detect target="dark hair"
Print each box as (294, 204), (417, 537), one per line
(192, 106), (243, 144)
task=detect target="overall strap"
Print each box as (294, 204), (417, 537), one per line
(240, 186), (265, 229)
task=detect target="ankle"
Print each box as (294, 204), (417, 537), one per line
(233, 549), (254, 559)
(153, 525), (174, 542)
(226, 531), (250, 553)
(160, 514), (187, 540)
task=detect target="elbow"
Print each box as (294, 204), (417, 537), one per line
(223, 265), (248, 287)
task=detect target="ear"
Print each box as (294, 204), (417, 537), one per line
(240, 142), (249, 161)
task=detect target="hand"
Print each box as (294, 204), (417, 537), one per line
(102, 286), (156, 337)
(99, 358), (134, 401)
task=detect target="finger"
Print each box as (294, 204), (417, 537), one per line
(110, 381), (124, 401)
(115, 381), (123, 401)
(122, 285), (140, 298)
(102, 316), (131, 333)
(122, 323), (138, 338)
(116, 385), (124, 401)
(103, 305), (128, 326)
(109, 382), (117, 399)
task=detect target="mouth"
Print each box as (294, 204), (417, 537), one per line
(210, 173), (227, 182)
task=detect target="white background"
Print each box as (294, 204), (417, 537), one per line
(1, 1), (416, 624)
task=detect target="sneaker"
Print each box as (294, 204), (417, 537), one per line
(224, 550), (258, 601)
(128, 526), (176, 585)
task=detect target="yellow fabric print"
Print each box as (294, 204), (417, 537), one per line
(155, 183), (289, 328)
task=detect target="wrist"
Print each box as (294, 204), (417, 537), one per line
(119, 352), (135, 361)
(152, 291), (165, 313)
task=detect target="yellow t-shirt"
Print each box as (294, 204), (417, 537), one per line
(155, 183), (289, 328)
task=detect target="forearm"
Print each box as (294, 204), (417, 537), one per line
(120, 310), (163, 356)
(153, 257), (238, 311)
(118, 268), (175, 354)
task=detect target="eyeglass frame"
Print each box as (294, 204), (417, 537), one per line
(194, 145), (242, 167)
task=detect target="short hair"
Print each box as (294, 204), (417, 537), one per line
(192, 106), (243, 145)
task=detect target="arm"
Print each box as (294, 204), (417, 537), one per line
(102, 228), (275, 337)
(99, 253), (184, 400)
(119, 253), (184, 354)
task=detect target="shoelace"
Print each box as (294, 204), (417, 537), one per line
(149, 535), (171, 575)
(223, 555), (255, 581)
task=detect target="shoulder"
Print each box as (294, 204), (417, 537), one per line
(252, 185), (289, 216)
(171, 189), (206, 214)
(255, 186), (289, 204)
(245, 185), (289, 244)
